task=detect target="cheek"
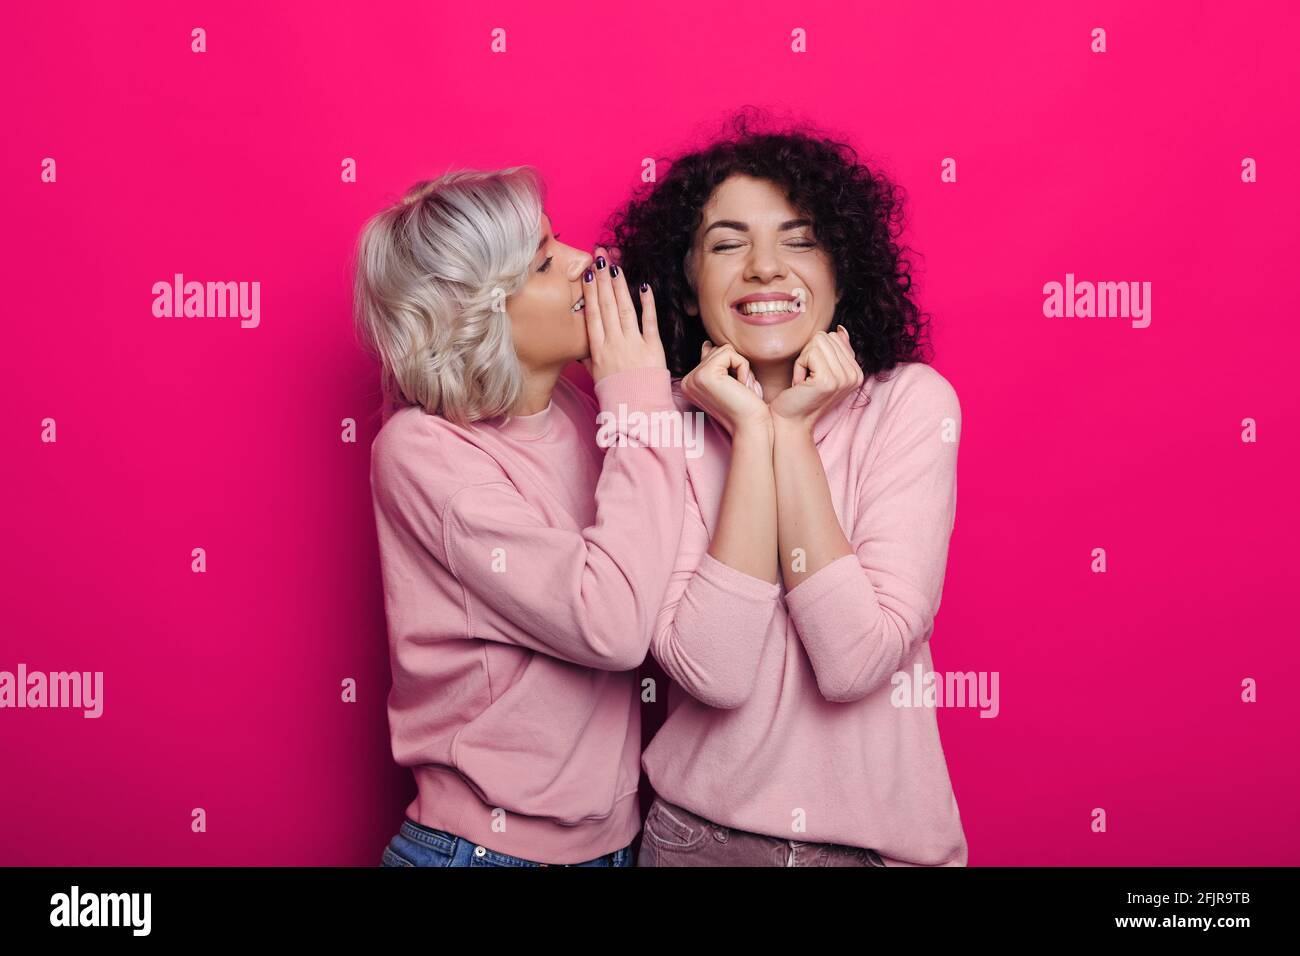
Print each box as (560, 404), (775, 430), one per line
(703, 263), (736, 299)
(695, 266), (736, 329)
(814, 266), (838, 305)
(698, 302), (735, 344)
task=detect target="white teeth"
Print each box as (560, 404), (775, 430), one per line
(571, 297), (585, 313)
(737, 299), (797, 315)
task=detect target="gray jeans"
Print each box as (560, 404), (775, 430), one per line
(637, 796), (887, 867)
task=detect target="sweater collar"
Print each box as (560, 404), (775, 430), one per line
(491, 400), (555, 441)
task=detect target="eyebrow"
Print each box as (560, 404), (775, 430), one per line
(703, 218), (812, 235)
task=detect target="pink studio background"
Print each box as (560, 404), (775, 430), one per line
(3, 0), (1298, 866)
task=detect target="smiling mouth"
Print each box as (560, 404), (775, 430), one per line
(570, 296), (585, 314)
(732, 295), (802, 324)
(734, 299), (799, 316)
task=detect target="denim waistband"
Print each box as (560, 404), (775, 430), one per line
(398, 817), (626, 866)
(653, 797), (884, 859)
(398, 818), (458, 854)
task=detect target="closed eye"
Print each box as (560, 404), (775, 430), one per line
(537, 232), (562, 271)
(712, 239), (818, 252)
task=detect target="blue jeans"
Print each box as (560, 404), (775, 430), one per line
(380, 817), (633, 867)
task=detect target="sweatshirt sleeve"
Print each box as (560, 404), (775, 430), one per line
(783, 367), (960, 703)
(373, 366), (687, 672)
(649, 475), (783, 709)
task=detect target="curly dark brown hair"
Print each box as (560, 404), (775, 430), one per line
(602, 108), (934, 380)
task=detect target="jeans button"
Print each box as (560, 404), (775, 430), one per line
(473, 845), (486, 858)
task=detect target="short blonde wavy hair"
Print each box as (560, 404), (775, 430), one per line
(353, 166), (545, 426)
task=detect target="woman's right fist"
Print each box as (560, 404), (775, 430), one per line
(680, 341), (772, 438)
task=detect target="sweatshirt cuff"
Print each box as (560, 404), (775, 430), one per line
(784, 553), (863, 614)
(593, 366), (674, 413)
(696, 551), (783, 602)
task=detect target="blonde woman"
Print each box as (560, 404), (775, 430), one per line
(354, 167), (686, 866)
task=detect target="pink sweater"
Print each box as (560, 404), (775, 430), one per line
(368, 366), (685, 865)
(642, 361), (969, 866)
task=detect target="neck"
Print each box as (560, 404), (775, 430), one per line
(513, 363), (563, 416)
(752, 360), (797, 404)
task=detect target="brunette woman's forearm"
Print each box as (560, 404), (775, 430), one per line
(707, 424), (779, 584)
(772, 417), (853, 590)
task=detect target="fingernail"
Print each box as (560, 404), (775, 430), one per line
(640, 282), (649, 293)
(595, 256), (607, 270)
(609, 264), (619, 278)
(584, 269), (594, 283)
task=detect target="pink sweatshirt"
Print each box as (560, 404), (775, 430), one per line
(368, 366), (685, 865)
(642, 360), (969, 866)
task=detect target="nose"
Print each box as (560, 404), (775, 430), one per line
(744, 242), (787, 283)
(563, 245), (595, 281)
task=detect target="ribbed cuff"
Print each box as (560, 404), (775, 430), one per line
(593, 366), (674, 413)
(696, 551), (782, 601)
(784, 553), (862, 611)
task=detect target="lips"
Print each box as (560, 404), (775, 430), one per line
(731, 291), (803, 325)
(570, 296), (585, 313)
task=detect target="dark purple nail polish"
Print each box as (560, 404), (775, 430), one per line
(640, 282), (649, 293)
(584, 269), (594, 283)
(609, 264), (619, 278)
(595, 256), (606, 270)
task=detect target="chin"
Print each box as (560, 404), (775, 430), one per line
(727, 323), (815, 363)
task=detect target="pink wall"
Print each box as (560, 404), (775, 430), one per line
(3, 0), (1297, 865)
